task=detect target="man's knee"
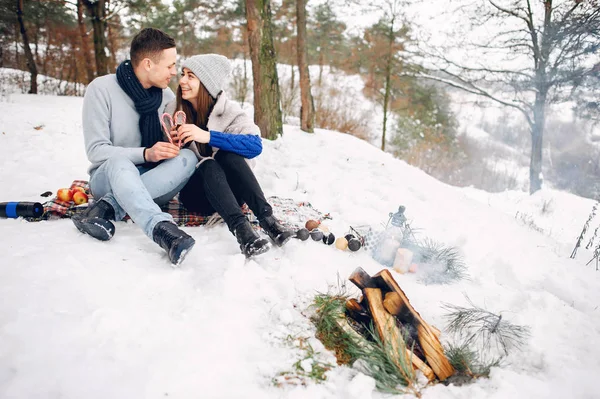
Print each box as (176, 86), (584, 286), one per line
(178, 148), (197, 165)
(176, 148), (198, 176)
(103, 156), (137, 177)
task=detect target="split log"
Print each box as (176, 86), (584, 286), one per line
(349, 268), (378, 290)
(345, 298), (372, 337)
(374, 270), (454, 381)
(363, 288), (435, 382)
(346, 298), (365, 313)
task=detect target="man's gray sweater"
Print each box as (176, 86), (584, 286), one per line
(82, 74), (175, 174)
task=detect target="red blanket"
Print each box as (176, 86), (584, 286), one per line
(35, 180), (330, 228)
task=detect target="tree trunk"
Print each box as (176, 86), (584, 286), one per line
(33, 0), (40, 68)
(528, 0), (552, 194)
(296, 0), (315, 133)
(382, 72), (391, 151)
(106, 17), (117, 73)
(14, 23), (20, 67)
(246, 0), (283, 140)
(530, 93), (546, 194)
(318, 49), (323, 87)
(77, 0), (95, 83)
(16, 0), (37, 94)
(84, 0), (109, 77)
(381, 18), (396, 151)
(241, 46), (249, 105)
(381, 20), (395, 151)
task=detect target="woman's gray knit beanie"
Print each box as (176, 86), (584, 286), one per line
(182, 54), (232, 98)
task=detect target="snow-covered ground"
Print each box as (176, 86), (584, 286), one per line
(1, 92), (599, 399)
(0, 67), (85, 98)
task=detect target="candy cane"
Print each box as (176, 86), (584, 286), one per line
(161, 113), (175, 146)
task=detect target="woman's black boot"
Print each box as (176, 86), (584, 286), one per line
(234, 220), (270, 258)
(259, 215), (295, 247)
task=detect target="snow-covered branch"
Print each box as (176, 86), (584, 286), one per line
(412, 71), (534, 128)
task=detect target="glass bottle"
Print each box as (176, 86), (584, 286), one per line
(373, 206), (407, 267)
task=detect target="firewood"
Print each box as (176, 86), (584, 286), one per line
(406, 347), (436, 382)
(373, 270), (455, 381)
(349, 267), (378, 290)
(345, 298), (371, 330)
(363, 288), (435, 382)
(345, 298), (364, 313)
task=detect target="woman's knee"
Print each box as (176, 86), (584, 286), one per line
(215, 150), (245, 164)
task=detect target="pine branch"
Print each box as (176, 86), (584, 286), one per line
(401, 238), (469, 285)
(445, 343), (502, 379)
(442, 299), (530, 356)
(353, 323), (418, 394)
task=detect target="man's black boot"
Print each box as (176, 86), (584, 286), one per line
(259, 215), (294, 247)
(234, 220), (270, 258)
(72, 199), (116, 241)
(152, 221), (195, 266)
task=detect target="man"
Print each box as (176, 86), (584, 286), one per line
(72, 28), (197, 266)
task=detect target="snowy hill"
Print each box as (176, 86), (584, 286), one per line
(0, 93), (599, 399)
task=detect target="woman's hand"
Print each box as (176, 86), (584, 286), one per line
(177, 124), (210, 145)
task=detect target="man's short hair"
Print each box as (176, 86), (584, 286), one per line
(130, 28), (176, 67)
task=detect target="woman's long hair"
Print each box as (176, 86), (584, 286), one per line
(175, 80), (216, 157)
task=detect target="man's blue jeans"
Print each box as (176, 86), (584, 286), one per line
(89, 149), (197, 238)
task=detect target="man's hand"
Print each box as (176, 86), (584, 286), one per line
(178, 124), (210, 145)
(145, 141), (180, 162)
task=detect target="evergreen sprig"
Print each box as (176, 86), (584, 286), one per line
(310, 292), (363, 365)
(403, 238), (469, 285)
(309, 291), (419, 395)
(442, 300), (530, 356)
(445, 343), (501, 379)
(353, 324), (417, 395)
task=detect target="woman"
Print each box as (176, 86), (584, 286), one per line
(164, 54), (294, 257)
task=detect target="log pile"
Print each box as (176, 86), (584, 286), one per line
(346, 267), (454, 382)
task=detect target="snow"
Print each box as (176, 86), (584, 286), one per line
(0, 67), (85, 98)
(1, 92), (599, 398)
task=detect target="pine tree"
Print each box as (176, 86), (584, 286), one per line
(296, 0), (314, 133)
(246, 0), (283, 140)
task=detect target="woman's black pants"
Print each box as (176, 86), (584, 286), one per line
(179, 150), (273, 232)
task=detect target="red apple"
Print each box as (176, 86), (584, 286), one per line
(73, 191), (88, 205)
(72, 186), (87, 194)
(57, 188), (73, 202)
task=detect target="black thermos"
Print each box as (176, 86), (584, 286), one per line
(0, 202), (44, 218)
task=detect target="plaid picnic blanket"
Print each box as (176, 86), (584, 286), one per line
(31, 180), (330, 229)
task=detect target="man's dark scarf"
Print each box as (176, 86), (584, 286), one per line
(116, 60), (164, 151)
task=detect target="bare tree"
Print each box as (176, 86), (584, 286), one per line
(16, 0), (37, 93)
(246, 0), (283, 140)
(419, 0), (600, 194)
(297, 0), (315, 132)
(357, 0), (410, 151)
